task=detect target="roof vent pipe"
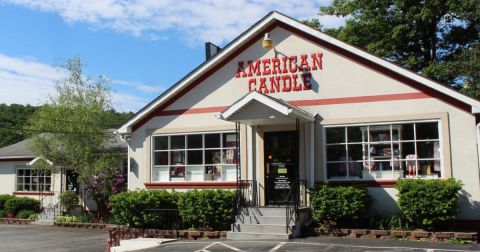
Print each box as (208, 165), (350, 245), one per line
(205, 42), (221, 60)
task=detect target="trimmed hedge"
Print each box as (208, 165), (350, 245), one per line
(0, 209), (6, 218)
(396, 178), (462, 230)
(310, 184), (371, 227)
(59, 191), (79, 213)
(178, 189), (235, 230)
(4, 197), (41, 214)
(109, 190), (178, 228)
(0, 194), (14, 209)
(109, 189), (235, 230)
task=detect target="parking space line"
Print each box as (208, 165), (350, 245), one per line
(195, 241), (245, 252)
(269, 242), (286, 252)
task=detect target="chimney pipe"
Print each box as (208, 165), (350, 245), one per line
(205, 42), (221, 60)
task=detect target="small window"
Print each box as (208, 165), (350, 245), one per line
(16, 167), (52, 192)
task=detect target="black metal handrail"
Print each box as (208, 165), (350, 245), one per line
(284, 179), (307, 234)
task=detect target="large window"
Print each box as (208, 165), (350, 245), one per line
(325, 121), (441, 180)
(152, 132), (238, 182)
(16, 167), (52, 192)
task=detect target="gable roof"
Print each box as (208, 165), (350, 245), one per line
(118, 11), (480, 134)
(220, 91), (315, 124)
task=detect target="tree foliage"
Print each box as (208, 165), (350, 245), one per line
(308, 0), (480, 98)
(0, 104), (38, 148)
(27, 57), (127, 217)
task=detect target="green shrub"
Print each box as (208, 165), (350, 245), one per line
(109, 190), (178, 228)
(4, 197), (41, 214)
(177, 189), (235, 231)
(368, 214), (410, 230)
(76, 214), (93, 223)
(396, 178), (462, 230)
(0, 209), (7, 218)
(16, 210), (36, 219)
(55, 215), (78, 223)
(0, 194), (14, 210)
(310, 184), (371, 227)
(59, 191), (79, 213)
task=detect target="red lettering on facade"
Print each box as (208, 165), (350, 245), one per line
(247, 60), (261, 77)
(248, 78), (256, 92)
(236, 61), (246, 78)
(281, 57), (288, 74)
(299, 54), (311, 71)
(269, 76), (281, 93)
(311, 53), (323, 70)
(302, 73), (312, 90)
(292, 74), (302, 91)
(262, 59), (271, 75)
(288, 56), (297, 73)
(282, 75), (292, 92)
(271, 58), (280, 74)
(259, 78), (269, 93)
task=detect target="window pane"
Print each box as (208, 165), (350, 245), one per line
(205, 150), (221, 164)
(369, 143), (392, 159)
(223, 133), (237, 148)
(347, 144), (364, 161)
(154, 136), (168, 150)
(185, 166), (204, 181)
(326, 127), (345, 143)
(205, 134), (220, 148)
(24, 169), (30, 176)
(170, 166), (185, 179)
(205, 165), (222, 181)
(417, 141), (440, 158)
(347, 127), (362, 143)
(17, 184), (24, 191)
(222, 149), (236, 164)
(369, 126), (391, 142)
(418, 160), (441, 178)
(170, 135), (185, 149)
(223, 165), (236, 181)
(18, 169), (24, 176)
(416, 122), (439, 140)
(152, 167), (169, 182)
(187, 150), (203, 165)
(348, 162), (362, 178)
(45, 177), (51, 184)
(17, 177), (23, 184)
(170, 151), (185, 165)
(400, 142), (416, 159)
(187, 134), (202, 149)
(327, 163), (347, 178)
(326, 145), (346, 161)
(154, 152), (169, 165)
(398, 124), (414, 141)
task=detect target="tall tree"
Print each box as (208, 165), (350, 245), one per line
(310, 0), (480, 97)
(28, 57), (124, 217)
(0, 104), (38, 148)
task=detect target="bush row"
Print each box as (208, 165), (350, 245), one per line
(109, 189), (234, 230)
(0, 194), (41, 215)
(310, 178), (462, 230)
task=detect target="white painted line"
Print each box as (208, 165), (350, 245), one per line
(195, 242), (245, 252)
(269, 242), (286, 252)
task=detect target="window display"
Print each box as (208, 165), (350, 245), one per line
(325, 121), (441, 180)
(152, 132), (238, 182)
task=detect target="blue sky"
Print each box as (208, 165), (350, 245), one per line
(0, 0), (344, 112)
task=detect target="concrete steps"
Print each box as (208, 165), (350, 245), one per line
(227, 207), (298, 240)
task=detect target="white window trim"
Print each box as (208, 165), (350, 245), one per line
(322, 119), (444, 181)
(15, 166), (53, 192)
(150, 130), (238, 183)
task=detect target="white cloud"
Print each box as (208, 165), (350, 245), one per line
(1, 0), (345, 45)
(0, 53), (159, 112)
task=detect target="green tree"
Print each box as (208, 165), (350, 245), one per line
(28, 57), (123, 217)
(0, 104), (38, 148)
(309, 0), (480, 98)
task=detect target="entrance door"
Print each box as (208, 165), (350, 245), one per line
(264, 131), (297, 205)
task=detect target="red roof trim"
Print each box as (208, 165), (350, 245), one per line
(153, 92), (430, 117)
(144, 181), (237, 189)
(13, 191), (54, 196)
(132, 21), (470, 132)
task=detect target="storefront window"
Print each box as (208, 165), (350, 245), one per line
(16, 167), (52, 192)
(325, 121), (441, 180)
(152, 132), (238, 182)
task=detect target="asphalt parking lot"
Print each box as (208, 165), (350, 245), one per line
(0, 224), (108, 252)
(147, 236), (480, 252)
